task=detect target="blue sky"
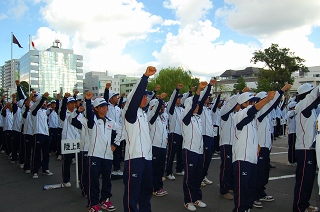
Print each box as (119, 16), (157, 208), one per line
(1, 0), (320, 81)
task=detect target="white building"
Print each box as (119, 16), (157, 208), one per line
(84, 71), (120, 97)
(292, 66), (320, 91)
(1, 59), (19, 95)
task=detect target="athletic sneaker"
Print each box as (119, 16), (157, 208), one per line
(166, 174), (176, 180)
(222, 193), (233, 200)
(101, 198), (116, 211)
(184, 203), (197, 211)
(19, 163), (24, 169)
(25, 170), (31, 174)
(42, 170), (53, 176)
(10, 160), (16, 164)
(304, 206), (319, 212)
(33, 173), (38, 179)
(260, 195), (274, 202)
(63, 182), (71, 187)
(0, 150), (5, 154)
(201, 181), (206, 187)
(203, 177), (212, 185)
(89, 205), (102, 212)
(153, 189), (168, 197)
(194, 200), (207, 208)
(253, 201), (263, 208)
(176, 171), (185, 176)
(57, 155), (62, 161)
(112, 170), (123, 176)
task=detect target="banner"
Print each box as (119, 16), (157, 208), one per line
(61, 139), (80, 154)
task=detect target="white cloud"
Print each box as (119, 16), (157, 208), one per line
(0, 13), (8, 20)
(35, 0), (162, 76)
(163, 19), (180, 26)
(7, 0), (29, 20)
(216, 0), (320, 37)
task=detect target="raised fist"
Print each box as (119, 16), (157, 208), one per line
(43, 92), (49, 98)
(267, 91), (276, 100)
(121, 93), (126, 98)
(145, 66), (157, 77)
(190, 87), (196, 92)
(198, 81), (208, 89)
(209, 79), (217, 85)
(85, 92), (93, 100)
(159, 92), (167, 100)
(177, 84), (183, 89)
(78, 106), (85, 113)
(74, 90), (79, 95)
(15, 80), (20, 86)
(155, 85), (161, 91)
(64, 92), (71, 98)
(106, 83), (111, 89)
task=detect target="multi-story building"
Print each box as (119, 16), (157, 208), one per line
(1, 59), (19, 95)
(19, 41), (83, 96)
(292, 66), (320, 90)
(114, 74), (140, 94)
(84, 71), (120, 97)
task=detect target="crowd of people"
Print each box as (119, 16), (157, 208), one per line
(0, 66), (319, 212)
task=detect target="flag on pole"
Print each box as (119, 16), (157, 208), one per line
(31, 41), (37, 50)
(12, 34), (23, 48)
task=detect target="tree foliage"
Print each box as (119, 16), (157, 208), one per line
(147, 67), (198, 101)
(233, 76), (246, 94)
(251, 43), (308, 90)
(20, 81), (34, 97)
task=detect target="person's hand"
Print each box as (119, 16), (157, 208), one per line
(155, 85), (161, 91)
(145, 66), (157, 77)
(106, 83), (111, 89)
(12, 94), (16, 99)
(281, 84), (292, 92)
(111, 145), (116, 152)
(190, 87), (196, 92)
(219, 91), (223, 95)
(78, 106), (85, 113)
(177, 83), (183, 89)
(209, 79), (217, 85)
(56, 93), (61, 100)
(242, 86), (250, 93)
(121, 93), (126, 98)
(257, 144), (261, 156)
(15, 80), (20, 86)
(160, 92), (167, 100)
(198, 81), (208, 89)
(85, 92), (93, 100)
(64, 92), (71, 98)
(74, 90), (79, 96)
(43, 92), (49, 98)
(266, 91), (276, 100)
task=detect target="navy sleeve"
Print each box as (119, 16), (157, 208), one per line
(17, 86), (25, 100)
(212, 94), (221, 113)
(302, 99), (319, 118)
(236, 106), (258, 130)
(1, 108), (6, 117)
(55, 99), (60, 113)
(149, 99), (163, 125)
(182, 94), (200, 125)
(71, 113), (82, 130)
(198, 84), (211, 115)
(257, 90), (283, 122)
(104, 88), (109, 102)
(12, 103), (18, 114)
(23, 106), (29, 118)
(118, 97), (123, 107)
(85, 99), (94, 129)
(221, 104), (237, 121)
(169, 89), (179, 115)
(280, 98), (286, 110)
(59, 97), (68, 121)
(32, 97), (46, 116)
(125, 75), (148, 124)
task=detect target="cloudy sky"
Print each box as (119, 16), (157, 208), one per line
(1, 0), (320, 80)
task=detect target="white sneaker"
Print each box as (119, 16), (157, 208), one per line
(33, 173), (38, 179)
(194, 200), (207, 208)
(25, 170), (31, 174)
(176, 171), (185, 176)
(203, 177), (212, 185)
(0, 150), (5, 154)
(185, 203), (197, 211)
(63, 182), (72, 187)
(57, 155), (62, 161)
(166, 174), (176, 180)
(112, 170), (123, 176)
(20, 163), (24, 169)
(201, 181), (206, 187)
(42, 170), (53, 176)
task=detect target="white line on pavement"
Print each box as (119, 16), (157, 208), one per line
(269, 174), (295, 181)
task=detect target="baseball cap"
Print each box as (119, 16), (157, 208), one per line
(93, 97), (109, 107)
(297, 83), (313, 95)
(144, 90), (153, 95)
(288, 101), (297, 109)
(109, 92), (119, 101)
(255, 91), (268, 101)
(67, 97), (76, 103)
(237, 92), (254, 105)
(122, 98), (127, 103)
(50, 100), (56, 104)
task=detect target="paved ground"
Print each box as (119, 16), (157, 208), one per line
(1, 136), (320, 212)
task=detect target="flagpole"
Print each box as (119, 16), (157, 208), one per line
(11, 32), (13, 96)
(29, 35), (30, 51)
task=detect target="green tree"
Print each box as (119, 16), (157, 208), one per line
(233, 76), (246, 94)
(255, 69), (274, 92)
(20, 81), (34, 97)
(147, 67), (194, 101)
(251, 43), (308, 90)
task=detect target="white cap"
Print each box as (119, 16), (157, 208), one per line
(109, 92), (119, 101)
(256, 91), (267, 100)
(93, 97), (109, 107)
(288, 101), (297, 109)
(122, 98), (127, 103)
(297, 83), (313, 95)
(237, 92), (254, 104)
(67, 97), (76, 103)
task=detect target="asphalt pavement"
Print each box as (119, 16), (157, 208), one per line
(0, 136), (319, 212)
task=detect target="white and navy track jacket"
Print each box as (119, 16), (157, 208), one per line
(122, 74), (153, 161)
(59, 97), (80, 141)
(0, 101), (3, 128)
(233, 105), (259, 164)
(47, 107), (59, 129)
(295, 86), (320, 150)
(287, 109), (296, 134)
(31, 96), (49, 136)
(12, 85), (26, 133)
(199, 85), (214, 137)
(256, 91), (283, 149)
(22, 101), (34, 136)
(167, 88), (184, 135)
(211, 94), (221, 127)
(148, 99), (168, 149)
(181, 85), (211, 154)
(220, 94), (239, 146)
(2, 108), (13, 131)
(71, 106), (90, 152)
